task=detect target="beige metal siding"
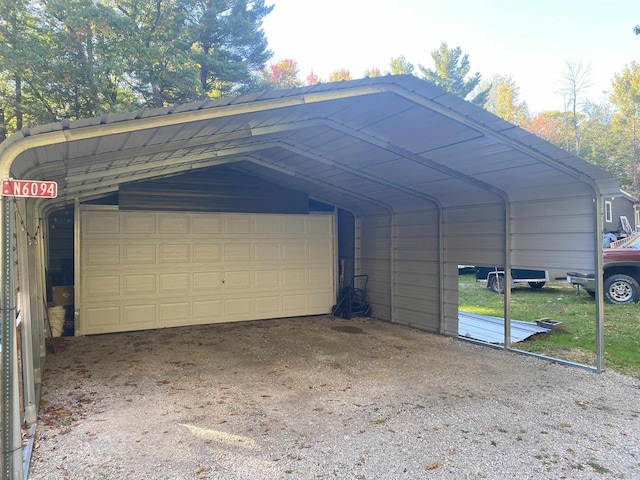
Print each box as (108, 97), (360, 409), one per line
(443, 204), (506, 267)
(443, 262), (462, 336)
(357, 214), (391, 320)
(510, 196), (596, 271)
(79, 207), (335, 335)
(392, 210), (441, 331)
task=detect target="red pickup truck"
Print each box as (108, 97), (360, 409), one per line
(567, 237), (640, 304)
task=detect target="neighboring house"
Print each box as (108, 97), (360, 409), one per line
(603, 190), (639, 234)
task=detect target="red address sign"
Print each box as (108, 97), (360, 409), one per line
(1, 179), (58, 198)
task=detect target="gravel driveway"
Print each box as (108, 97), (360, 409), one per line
(29, 315), (640, 479)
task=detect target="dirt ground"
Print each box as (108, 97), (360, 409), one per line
(29, 315), (640, 479)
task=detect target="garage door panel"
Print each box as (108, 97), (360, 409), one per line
(308, 216), (331, 234)
(124, 274), (156, 295)
(123, 213), (156, 234)
(193, 216), (222, 234)
(81, 209), (335, 335)
(224, 271), (252, 289)
(193, 272), (223, 291)
(225, 297), (253, 316)
(282, 216), (305, 234)
(283, 294), (306, 312)
(159, 244), (190, 263)
(85, 306), (120, 331)
(159, 302), (190, 325)
(85, 276), (120, 298)
(193, 244), (222, 263)
(255, 244), (280, 261)
(225, 216), (251, 234)
(308, 242), (332, 260)
(255, 270), (280, 288)
(283, 243), (305, 260)
(283, 269), (306, 287)
(193, 300), (222, 320)
(159, 214), (189, 234)
(85, 211), (120, 234)
(159, 273), (190, 293)
(124, 244), (156, 264)
(84, 245), (120, 265)
(124, 304), (156, 326)
(309, 268), (332, 287)
(225, 244), (251, 261)
(255, 216), (280, 233)
(255, 296), (280, 315)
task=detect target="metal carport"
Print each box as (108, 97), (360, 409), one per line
(0, 75), (619, 478)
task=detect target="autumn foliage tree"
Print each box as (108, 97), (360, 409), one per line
(258, 59), (303, 89)
(483, 75), (529, 126)
(328, 69), (352, 82)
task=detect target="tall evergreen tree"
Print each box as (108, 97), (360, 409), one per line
(418, 42), (488, 105)
(189, 0), (273, 98)
(389, 55), (414, 75)
(0, 0), (274, 138)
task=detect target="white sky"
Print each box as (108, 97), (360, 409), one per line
(262, 0), (640, 114)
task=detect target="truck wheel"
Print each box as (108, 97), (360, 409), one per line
(604, 274), (640, 304)
(528, 281), (545, 289)
(488, 274), (505, 294)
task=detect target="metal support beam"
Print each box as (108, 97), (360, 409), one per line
(503, 202), (512, 350)
(594, 196), (605, 372)
(15, 199), (36, 424)
(1, 196), (22, 479)
(74, 198), (80, 336)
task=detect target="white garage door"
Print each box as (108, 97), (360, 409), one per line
(79, 207), (335, 335)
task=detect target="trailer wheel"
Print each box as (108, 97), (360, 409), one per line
(528, 281), (546, 289)
(488, 274), (505, 294)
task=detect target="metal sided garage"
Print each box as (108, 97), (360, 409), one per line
(0, 75), (619, 478)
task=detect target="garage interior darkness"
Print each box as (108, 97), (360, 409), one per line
(0, 75), (620, 478)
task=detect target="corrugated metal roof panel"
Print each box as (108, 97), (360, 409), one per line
(458, 311), (550, 344)
(0, 74), (620, 229)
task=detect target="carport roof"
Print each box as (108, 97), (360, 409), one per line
(0, 75), (619, 214)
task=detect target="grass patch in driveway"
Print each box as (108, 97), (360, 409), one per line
(458, 272), (640, 377)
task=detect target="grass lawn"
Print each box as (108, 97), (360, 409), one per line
(458, 271), (640, 378)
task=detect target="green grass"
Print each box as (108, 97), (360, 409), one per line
(458, 272), (640, 378)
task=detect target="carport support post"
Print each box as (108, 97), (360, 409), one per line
(16, 199), (37, 424)
(503, 204), (511, 350)
(1, 195), (22, 480)
(594, 196), (605, 373)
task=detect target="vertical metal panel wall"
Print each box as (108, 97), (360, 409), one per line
(443, 204), (507, 267)
(357, 214), (392, 320)
(510, 195), (596, 271)
(392, 209), (441, 331)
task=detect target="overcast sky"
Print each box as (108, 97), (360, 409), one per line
(262, 0), (639, 114)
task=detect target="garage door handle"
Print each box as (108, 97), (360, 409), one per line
(222, 278), (225, 284)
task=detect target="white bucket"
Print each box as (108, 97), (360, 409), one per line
(47, 306), (65, 337)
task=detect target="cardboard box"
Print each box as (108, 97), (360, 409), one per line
(52, 286), (74, 306)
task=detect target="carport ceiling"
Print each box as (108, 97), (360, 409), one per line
(0, 75), (619, 213)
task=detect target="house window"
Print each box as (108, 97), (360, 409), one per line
(605, 201), (612, 223)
